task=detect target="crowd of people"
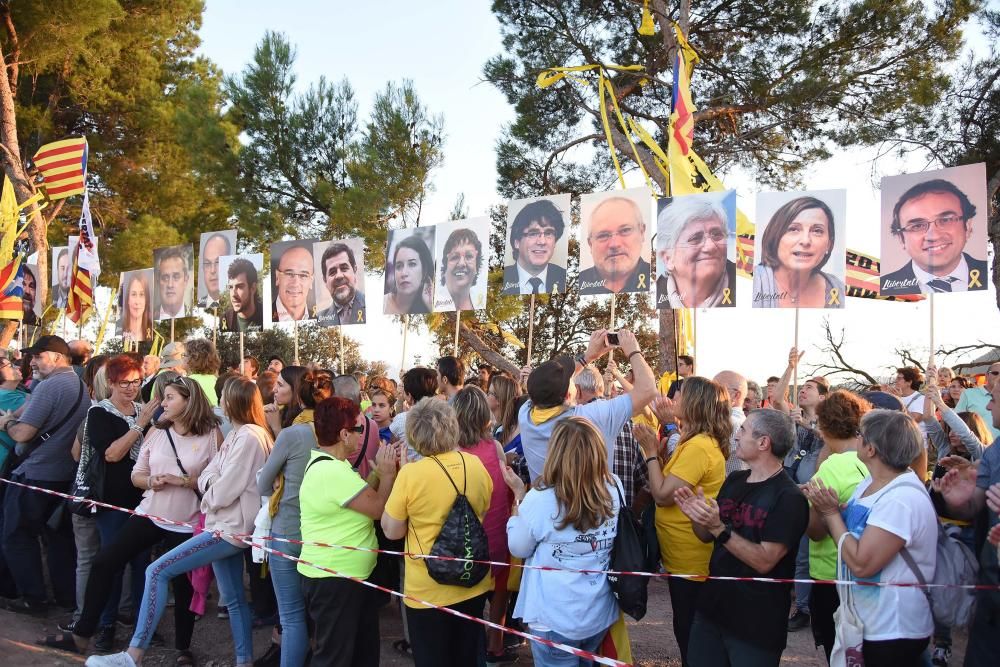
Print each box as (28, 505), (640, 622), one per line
(0, 331), (997, 667)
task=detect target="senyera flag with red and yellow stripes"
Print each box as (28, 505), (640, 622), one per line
(31, 137), (88, 200)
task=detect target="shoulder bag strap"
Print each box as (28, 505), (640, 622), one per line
(164, 429), (202, 501)
(35, 377), (85, 444)
(305, 453), (335, 475)
(350, 419), (370, 470)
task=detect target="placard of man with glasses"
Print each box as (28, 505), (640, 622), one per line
(578, 188), (653, 296)
(270, 240), (318, 322)
(880, 164), (988, 296)
(501, 196), (569, 296)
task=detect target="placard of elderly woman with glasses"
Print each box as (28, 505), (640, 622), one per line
(655, 191), (738, 309)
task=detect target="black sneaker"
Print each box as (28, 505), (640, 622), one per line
(1, 597), (49, 618)
(787, 609), (810, 631)
(486, 648), (520, 665)
(57, 619), (77, 633)
(95, 625), (116, 653)
(253, 642), (281, 667)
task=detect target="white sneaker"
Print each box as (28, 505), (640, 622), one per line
(85, 652), (138, 667)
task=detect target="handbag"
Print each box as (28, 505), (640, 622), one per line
(69, 444), (106, 516)
(607, 481), (651, 620)
(830, 532), (865, 667)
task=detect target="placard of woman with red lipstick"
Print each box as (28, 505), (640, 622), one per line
(752, 190), (847, 309)
(434, 217), (491, 312)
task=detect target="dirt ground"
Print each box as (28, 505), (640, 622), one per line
(0, 577), (966, 666)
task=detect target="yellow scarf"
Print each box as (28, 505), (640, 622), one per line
(268, 409), (316, 518)
(530, 405), (566, 425)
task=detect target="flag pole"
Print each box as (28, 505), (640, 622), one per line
(526, 294), (536, 366)
(454, 312), (461, 357)
(793, 306), (800, 409)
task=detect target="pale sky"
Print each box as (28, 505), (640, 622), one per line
(197, 0), (1000, 382)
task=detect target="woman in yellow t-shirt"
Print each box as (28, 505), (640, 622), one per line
(381, 397), (494, 667)
(635, 376), (730, 667)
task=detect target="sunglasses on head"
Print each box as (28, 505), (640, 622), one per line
(348, 424), (365, 434)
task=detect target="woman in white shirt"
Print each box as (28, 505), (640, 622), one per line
(804, 409), (937, 667)
(503, 416), (621, 666)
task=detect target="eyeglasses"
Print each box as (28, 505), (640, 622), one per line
(898, 214), (964, 235)
(202, 259), (219, 270)
(677, 229), (727, 247)
(118, 379), (142, 389)
(278, 270), (312, 283)
(522, 229), (557, 241)
(591, 226), (638, 244)
(446, 252), (478, 264)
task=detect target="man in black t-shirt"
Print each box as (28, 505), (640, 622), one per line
(676, 408), (809, 666)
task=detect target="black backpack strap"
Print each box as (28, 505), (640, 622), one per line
(350, 419), (370, 470)
(428, 452), (467, 496)
(305, 453), (336, 475)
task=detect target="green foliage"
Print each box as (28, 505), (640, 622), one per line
(224, 32), (444, 252)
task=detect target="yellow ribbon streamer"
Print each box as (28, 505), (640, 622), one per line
(968, 269), (982, 289)
(827, 288), (841, 306)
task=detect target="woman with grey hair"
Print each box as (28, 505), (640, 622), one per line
(803, 409), (937, 665)
(655, 192), (737, 308)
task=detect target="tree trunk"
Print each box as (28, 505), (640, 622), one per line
(458, 323), (520, 377)
(657, 308), (677, 376)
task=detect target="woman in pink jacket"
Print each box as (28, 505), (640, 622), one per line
(86, 376), (273, 667)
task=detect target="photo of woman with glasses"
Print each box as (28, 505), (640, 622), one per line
(383, 228), (435, 316)
(752, 191), (846, 309)
(118, 270), (153, 342)
(434, 219), (491, 312)
(655, 191), (737, 309)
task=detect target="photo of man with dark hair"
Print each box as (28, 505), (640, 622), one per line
(502, 195), (569, 295)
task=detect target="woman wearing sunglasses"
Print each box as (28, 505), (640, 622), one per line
(49, 375), (216, 665)
(86, 376), (271, 667)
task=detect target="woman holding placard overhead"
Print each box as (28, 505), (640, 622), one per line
(752, 196), (845, 309)
(384, 235), (434, 315)
(122, 272), (153, 342)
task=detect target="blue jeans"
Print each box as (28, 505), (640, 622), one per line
(268, 534), (308, 667)
(793, 534), (811, 612)
(529, 626), (609, 667)
(130, 531), (252, 664)
(95, 510), (148, 627)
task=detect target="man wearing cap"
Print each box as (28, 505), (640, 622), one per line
(518, 328), (658, 481)
(141, 342), (186, 402)
(0, 335), (89, 616)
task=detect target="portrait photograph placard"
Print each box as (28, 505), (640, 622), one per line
(433, 217), (491, 312)
(219, 253), (264, 333)
(152, 244), (195, 321)
(501, 194), (571, 296)
(119, 268), (154, 340)
(270, 239), (318, 323)
(578, 186), (654, 296)
(198, 229), (238, 307)
(313, 238), (368, 326)
(383, 227), (436, 316)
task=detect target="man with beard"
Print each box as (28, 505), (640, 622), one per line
(53, 248), (70, 309)
(21, 265), (37, 326)
(222, 257), (263, 332)
(437, 228), (484, 311)
(502, 199), (567, 295)
(155, 246), (191, 319)
(272, 244), (314, 322)
(200, 232), (232, 306)
(579, 196), (651, 295)
(316, 242), (366, 325)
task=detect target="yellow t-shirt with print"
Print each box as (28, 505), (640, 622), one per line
(384, 450), (494, 608)
(655, 432), (726, 577)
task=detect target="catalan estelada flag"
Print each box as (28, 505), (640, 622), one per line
(66, 189), (98, 323)
(846, 248), (924, 302)
(669, 24), (697, 158)
(31, 137), (88, 200)
(0, 257), (23, 320)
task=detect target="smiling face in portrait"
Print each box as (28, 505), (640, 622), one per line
(776, 207), (832, 273)
(127, 276), (146, 320)
(664, 215), (727, 293)
(324, 251), (357, 306)
(158, 256), (188, 313)
(202, 236), (229, 299)
(275, 247), (313, 311)
(588, 199), (645, 280)
(513, 221), (557, 272)
(394, 246), (425, 297)
(897, 191), (971, 275)
(444, 240), (478, 295)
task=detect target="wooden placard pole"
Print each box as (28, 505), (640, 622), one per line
(793, 306), (800, 408)
(526, 294), (536, 365)
(400, 314), (409, 373)
(293, 319), (299, 365)
(213, 307), (218, 348)
(609, 294), (617, 330)
(454, 312), (461, 357)
(170, 317), (175, 343)
(339, 326), (345, 375)
(239, 331), (245, 376)
(929, 292), (935, 363)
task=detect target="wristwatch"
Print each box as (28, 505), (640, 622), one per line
(715, 525), (733, 545)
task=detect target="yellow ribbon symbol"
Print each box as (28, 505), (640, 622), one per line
(721, 288), (732, 305)
(828, 288), (841, 306)
(637, 272), (647, 290)
(357, 310), (364, 323)
(969, 269), (982, 289)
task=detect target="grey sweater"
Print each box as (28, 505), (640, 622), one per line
(256, 423), (317, 538)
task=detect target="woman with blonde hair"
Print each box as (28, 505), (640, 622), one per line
(503, 416), (622, 665)
(87, 377), (272, 667)
(635, 376), (731, 667)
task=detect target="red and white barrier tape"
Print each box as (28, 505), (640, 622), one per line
(3, 477), (998, 592)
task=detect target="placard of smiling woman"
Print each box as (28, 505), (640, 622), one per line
(879, 163), (988, 297)
(117, 268), (154, 340)
(501, 194), (571, 296)
(433, 217), (491, 312)
(313, 237), (367, 326)
(383, 226), (436, 316)
(655, 190), (737, 309)
(752, 190), (847, 309)
(578, 187), (653, 296)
